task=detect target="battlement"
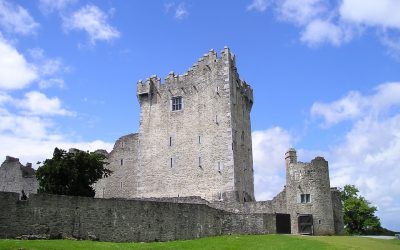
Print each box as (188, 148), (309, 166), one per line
(5, 156), (19, 162)
(136, 47), (238, 97)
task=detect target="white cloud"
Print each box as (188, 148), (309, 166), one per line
(0, 97), (112, 167)
(38, 78), (65, 89)
(301, 19), (345, 46)
(0, 0), (39, 35)
(252, 127), (292, 200)
(311, 91), (364, 126)
(28, 47), (69, 89)
(340, 0), (400, 29)
(16, 91), (74, 116)
(276, 0), (326, 25)
(311, 82), (400, 126)
(380, 32), (400, 59)
(0, 38), (38, 90)
(63, 4), (120, 44)
(39, 0), (77, 14)
(0, 135), (113, 168)
(164, 2), (189, 20)
(175, 3), (189, 19)
(247, 0), (269, 12)
(311, 82), (400, 231)
(268, 0), (400, 56)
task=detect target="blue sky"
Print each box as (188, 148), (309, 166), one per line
(1, 0), (400, 231)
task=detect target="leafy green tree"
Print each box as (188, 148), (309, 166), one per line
(340, 184), (382, 235)
(36, 148), (112, 197)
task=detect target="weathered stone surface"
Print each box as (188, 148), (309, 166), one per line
(0, 192), (273, 242)
(95, 48), (254, 202)
(0, 156), (38, 197)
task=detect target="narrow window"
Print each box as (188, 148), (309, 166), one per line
(198, 157), (201, 167)
(218, 162), (221, 172)
(241, 131), (245, 142)
(120, 159), (123, 166)
(215, 115), (218, 124)
(216, 86), (219, 94)
(318, 220), (321, 225)
(170, 158), (173, 168)
(198, 136), (201, 144)
(300, 194), (311, 203)
(171, 96), (182, 111)
(120, 182), (123, 189)
(169, 136), (172, 146)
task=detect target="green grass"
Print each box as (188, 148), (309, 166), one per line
(0, 235), (399, 250)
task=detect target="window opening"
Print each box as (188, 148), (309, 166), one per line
(120, 159), (123, 166)
(171, 96), (182, 111)
(300, 194), (311, 203)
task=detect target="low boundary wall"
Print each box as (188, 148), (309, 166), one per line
(0, 192), (276, 242)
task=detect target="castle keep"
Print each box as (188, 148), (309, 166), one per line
(95, 47), (254, 202)
(0, 48), (343, 240)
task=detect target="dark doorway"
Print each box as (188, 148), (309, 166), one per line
(276, 213), (291, 234)
(298, 214), (313, 235)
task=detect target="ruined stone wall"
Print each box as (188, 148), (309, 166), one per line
(94, 134), (140, 198)
(285, 149), (335, 235)
(135, 47), (254, 202)
(331, 188), (344, 235)
(0, 157), (38, 197)
(0, 192), (275, 242)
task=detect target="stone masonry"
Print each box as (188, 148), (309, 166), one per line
(0, 48), (343, 238)
(96, 47), (254, 202)
(0, 156), (38, 197)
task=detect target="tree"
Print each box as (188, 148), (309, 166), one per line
(340, 184), (382, 235)
(36, 148), (112, 197)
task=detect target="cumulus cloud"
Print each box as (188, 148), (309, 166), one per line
(15, 91), (74, 116)
(339, 0), (400, 29)
(0, 95), (112, 167)
(0, 38), (38, 90)
(249, 0), (399, 56)
(63, 4), (120, 44)
(247, 0), (269, 12)
(252, 127), (292, 200)
(276, 0), (326, 25)
(0, 0), (39, 35)
(311, 82), (400, 230)
(311, 82), (400, 126)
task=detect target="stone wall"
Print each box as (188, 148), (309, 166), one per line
(0, 156), (38, 197)
(285, 149), (336, 235)
(0, 192), (275, 242)
(331, 188), (344, 235)
(94, 134), (140, 198)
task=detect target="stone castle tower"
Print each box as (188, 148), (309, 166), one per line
(285, 148), (338, 235)
(95, 47), (255, 202)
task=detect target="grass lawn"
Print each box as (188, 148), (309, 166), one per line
(0, 235), (399, 250)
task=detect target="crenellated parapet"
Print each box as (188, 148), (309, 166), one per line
(137, 47), (238, 97)
(136, 75), (161, 101)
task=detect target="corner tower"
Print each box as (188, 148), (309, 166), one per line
(285, 149), (335, 235)
(136, 47), (254, 202)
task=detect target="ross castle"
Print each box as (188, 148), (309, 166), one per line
(0, 48), (343, 241)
